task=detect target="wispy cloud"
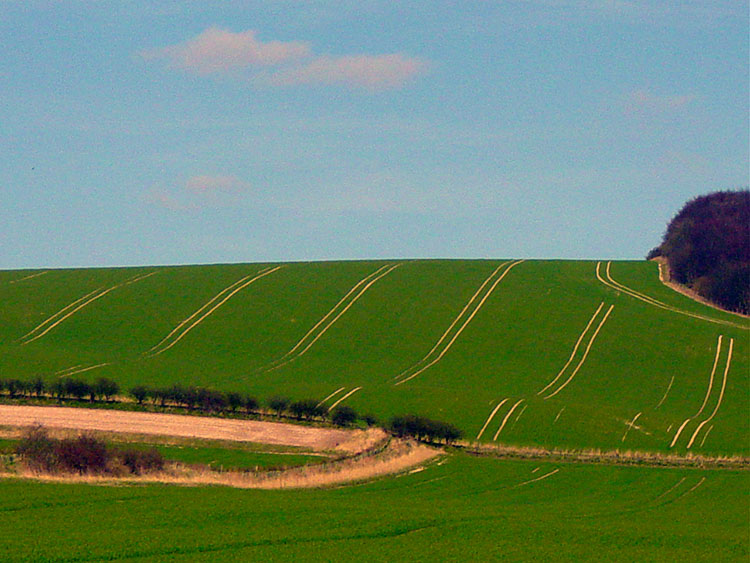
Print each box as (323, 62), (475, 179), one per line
(626, 89), (695, 112)
(140, 27), (310, 74)
(145, 174), (256, 211)
(141, 27), (426, 90)
(185, 174), (251, 193)
(262, 54), (427, 90)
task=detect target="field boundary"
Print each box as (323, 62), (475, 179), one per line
(654, 257), (750, 319)
(463, 443), (749, 470)
(3, 437), (439, 490)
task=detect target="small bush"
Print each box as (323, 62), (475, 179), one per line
(227, 392), (243, 412)
(31, 377), (45, 397)
(268, 396), (290, 417)
(389, 414), (463, 444)
(130, 385), (149, 405)
(289, 399), (327, 420)
(15, 426), (58, 472)
(243, 395), (259, 414)
(119, 447), (164, 475)
(331, 406), (358, 426)
(95, 378), (119, 402)
(55, 435), (109, 474)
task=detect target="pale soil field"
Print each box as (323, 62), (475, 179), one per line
(0, 404), (380, 453)
(0, 405), (444, 489)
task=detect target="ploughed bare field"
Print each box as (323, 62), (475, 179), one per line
(0, 405), (376, 453)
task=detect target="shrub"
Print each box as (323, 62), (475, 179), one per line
(64, 378), (90, 401)
(55, 434), (109, 474)
(15, 426), (57, 472)
(243, 395), (259, 414)
(119, 447), (164, 475)
(227, 392), (243, 412)
(130, 385), (149, 405)
(289, 399), (327, 420)
(331, 405), (358, 426)
(389, 414), (463, 444)
(197, 388), (227, 413)
(268, 396), (290, 417)
(6, 379), (23, 398)
(95, 378), (119, 402)
(50, 380), (66, 400)
(31, 377), (45, 397)
(362, 413), (378, 427)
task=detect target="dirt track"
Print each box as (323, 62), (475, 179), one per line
(0, 405), (374, 452)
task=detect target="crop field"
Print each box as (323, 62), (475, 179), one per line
(1, 259), (747, 456)
(0, 453), (746, 561)
(0, 259), (748, 561)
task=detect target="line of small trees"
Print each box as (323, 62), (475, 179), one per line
(1, 379), (463, 445)
(389, 414), (463, 445)
(0, 377), (369, 428)
(0, 376), (119, 402)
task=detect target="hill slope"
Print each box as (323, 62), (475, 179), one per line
(1, 259), (747, 456)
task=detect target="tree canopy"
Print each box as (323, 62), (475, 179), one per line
(648, 189), (749, 314)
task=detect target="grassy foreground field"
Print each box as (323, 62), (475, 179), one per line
(1, 259), (747, 456)
(1, 453), (747, 561)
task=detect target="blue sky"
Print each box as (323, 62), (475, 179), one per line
(2, 1), (747, 269)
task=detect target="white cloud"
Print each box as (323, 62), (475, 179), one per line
(141, 27), (310, 74)
(144, 174), (257, 211)
(141, 27), (427, 90)
(263, 54), (427, 90)
(185, 174), (251, 193)
(627, 89), (695, 112)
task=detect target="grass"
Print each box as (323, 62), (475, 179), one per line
(1, 259), (747, 456)
(118, 442), (322, 471)
(0, 452), (746, 561)
(1, 259), (747, 560)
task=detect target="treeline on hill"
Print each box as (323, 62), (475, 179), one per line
(0, 378), (462, 445)
(648, 189), (750, 314)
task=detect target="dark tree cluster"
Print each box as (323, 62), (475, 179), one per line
(389, 414), (463, 444)
(0, 377), (376, 427)
(0, 377), (119, 403)
(648, 190), (750, 314)
(15, 426), (164, 476)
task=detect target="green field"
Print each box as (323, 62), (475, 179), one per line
(1, 453), (747, 561)
(1, 260), (746, 455)
(1, 259), (748, 560)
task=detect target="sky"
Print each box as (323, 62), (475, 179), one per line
(1, 1), (748, 269)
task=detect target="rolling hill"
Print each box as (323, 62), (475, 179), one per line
(2, 259), (747, 457)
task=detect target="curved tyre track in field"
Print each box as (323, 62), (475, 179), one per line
(687, 338), (733, 449)
(537, 302), (605, 396)
(669, 335), (732, 448)
(9, 271), (49, 284)
(597, 261), (747, 330)
(263, 263), (400, 372)
(20, 272), (156, 344)
(542, 304), (614, 399)
(395, 260), (524, 386)
(147, 266), (283, 356)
